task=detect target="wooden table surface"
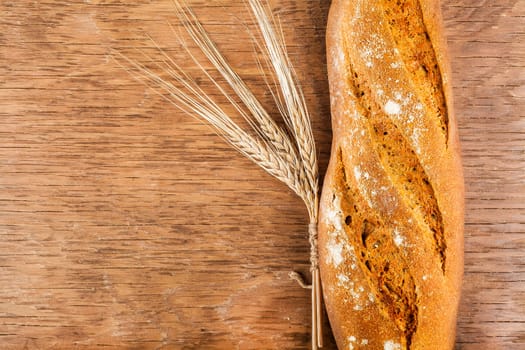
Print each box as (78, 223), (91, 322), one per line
(1, 1), (523, 349)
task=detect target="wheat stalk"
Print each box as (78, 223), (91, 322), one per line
(114, 1), (322, 348)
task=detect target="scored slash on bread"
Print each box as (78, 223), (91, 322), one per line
(319, 0), (464, 349)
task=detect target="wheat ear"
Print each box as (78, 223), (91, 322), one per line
(169, 1), (313, 204)
(247, 2), (322, 347)
(114, 50), (305, 198)
(114, 1), (322, 348)
(248, 0), (319, 219)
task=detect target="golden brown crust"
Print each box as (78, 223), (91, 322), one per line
(319, 1), (464, 349)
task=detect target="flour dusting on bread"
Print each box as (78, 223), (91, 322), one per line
(320, 0), (464, 349)
(384, 340), (402, 350)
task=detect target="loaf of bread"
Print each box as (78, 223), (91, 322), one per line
(318, 1), (464, 349)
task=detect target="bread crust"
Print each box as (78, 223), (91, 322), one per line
(319, 1), (464, 349)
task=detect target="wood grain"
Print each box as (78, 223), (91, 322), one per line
(0, 1), (523, 349)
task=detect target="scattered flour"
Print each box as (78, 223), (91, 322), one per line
(384, 100), (401, 115)
(348, 336), (369, 349)
(325, 196), (343, 231)
(325, 191), (376, 310)
(391, 62), (401, 69)
(411, 128), (423, 155)
(337, 269), (372, 310)
(348, 336), (357, 350)
(326, 238), (344, 267)
(384, 340), (402, 350)
(368, 292), (375, 303)
(360, 47), (373, 61)
(393, 228), (407, 247)
(325, 195), (348, 268)
(338, 273), (350, 285)
(354, 166), (362, 181)
(353, 166), (377, 209)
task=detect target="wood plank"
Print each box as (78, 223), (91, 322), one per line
(0, 0), (523, 348)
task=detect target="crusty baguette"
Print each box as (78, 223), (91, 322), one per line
(318, 0), (464, 349)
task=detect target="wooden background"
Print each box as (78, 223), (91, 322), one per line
(0, 0), (523, 349)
